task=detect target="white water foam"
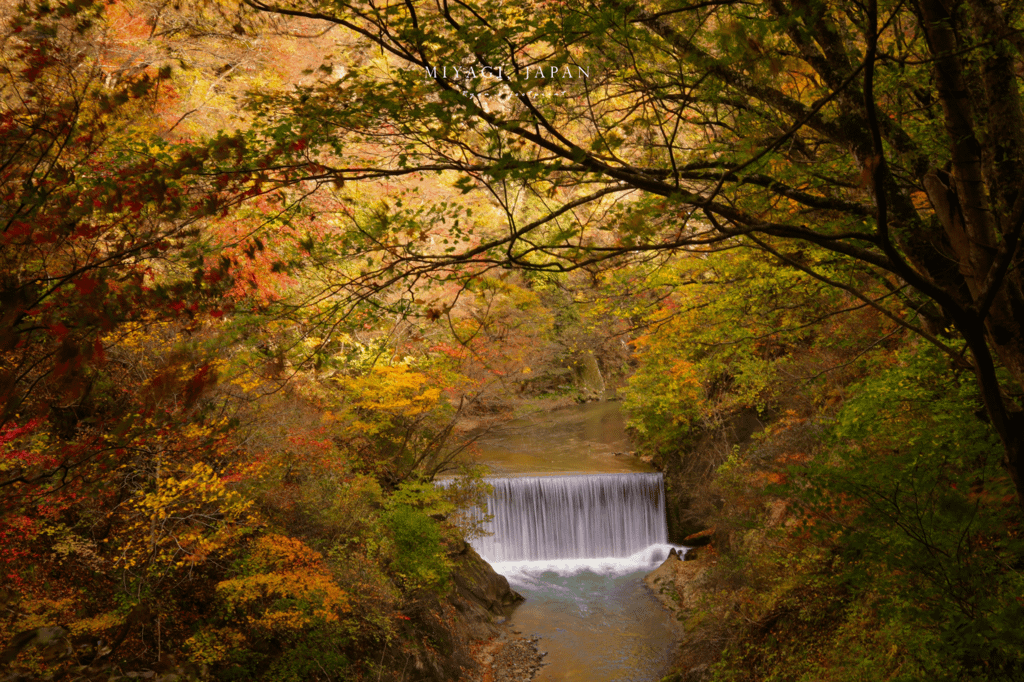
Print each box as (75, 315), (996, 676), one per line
(492, 543), (687, 586)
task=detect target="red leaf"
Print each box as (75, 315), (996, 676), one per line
(74, 275), (99, 295)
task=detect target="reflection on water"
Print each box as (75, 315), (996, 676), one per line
(495, 546), (682, 682)
(469, 401), (652, 475)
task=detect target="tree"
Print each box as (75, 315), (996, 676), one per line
(0, 0), (282, 496)
(0, 3), (273, 669)
(232, 0), (1024, 505)
(0, 3), (505, 677)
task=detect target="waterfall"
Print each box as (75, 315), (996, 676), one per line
(464, 473), (667, 563)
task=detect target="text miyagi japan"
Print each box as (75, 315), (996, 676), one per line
(425, 65), (590, 80)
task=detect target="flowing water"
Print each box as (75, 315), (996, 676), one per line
(494, 549), (682, 682)
(470, 473), (667, 562)
(459, 403), (682, 681)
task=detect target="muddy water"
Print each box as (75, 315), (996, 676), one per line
(465, 402), (681, 682)
(468, 401), (654, 475)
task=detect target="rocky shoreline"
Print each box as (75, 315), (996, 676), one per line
(471, 626), (547, 682)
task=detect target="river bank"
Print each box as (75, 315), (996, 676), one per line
(471, 626), (547, 682)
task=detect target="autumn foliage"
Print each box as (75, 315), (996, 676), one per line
(0, 3), (490, 679)
(4, 0), (1024, 680)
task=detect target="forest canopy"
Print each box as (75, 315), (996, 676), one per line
(226, 0), (1024, 503)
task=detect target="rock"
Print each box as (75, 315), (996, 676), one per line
(450, 543), (525, 641)
(645, 550), (681, 592)
(377, 542), (527, 681)
(572, 351), (606, 400)
(485, 630), (546, 682)
(1, 626), (70, 665)
(645, 547), (713, 623)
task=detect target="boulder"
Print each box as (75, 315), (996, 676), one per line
(449, 541), (524, 641)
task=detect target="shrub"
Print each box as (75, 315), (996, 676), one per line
(387, 504), (451, 592)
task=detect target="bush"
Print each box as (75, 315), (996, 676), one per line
(793, 346), (1024, 681)
(387, 504), (451, 592)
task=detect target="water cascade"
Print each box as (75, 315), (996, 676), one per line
(443, 405), (682, 681)
(468, 473), (668, 563)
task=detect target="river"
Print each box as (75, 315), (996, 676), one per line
(463, 402), (682, 682)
